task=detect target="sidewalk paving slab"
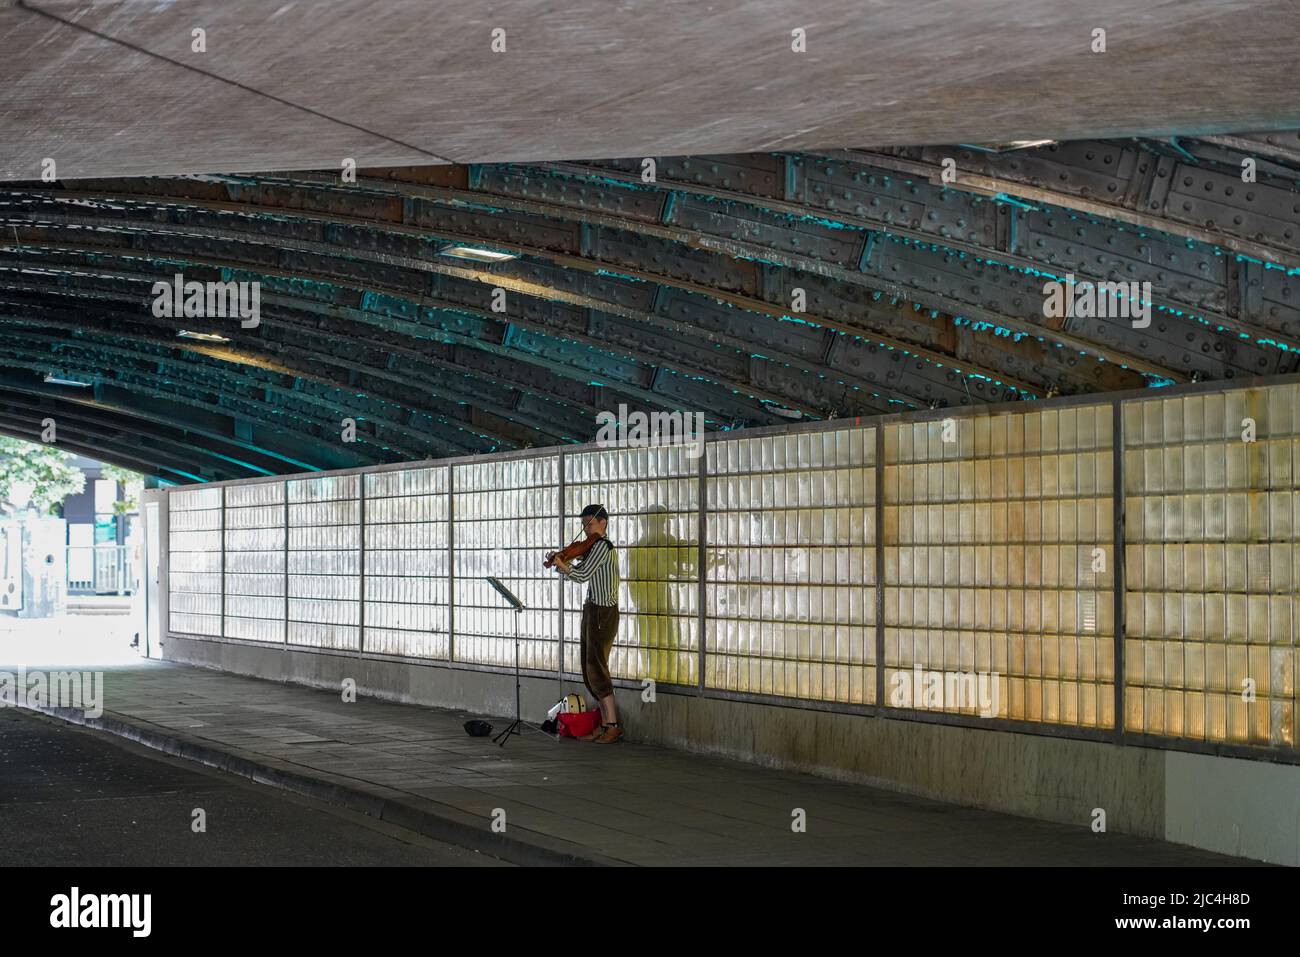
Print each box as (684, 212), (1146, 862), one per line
(18, 659), (1262, 867)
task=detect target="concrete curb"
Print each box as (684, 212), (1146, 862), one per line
(25, 704), (626, 867)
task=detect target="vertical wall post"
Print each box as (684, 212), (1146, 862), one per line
(153, 490), (170, 657)
(1112, 398), (1127, 739)
(557, 452), (565, 680)
(875, 424), (886, 710)
(282, 480), (290, 644)
(358, 474), (367, 659)
(697, 439), (708, 693)
(447, 464), (456, 663)
(219, 486), (227, 639)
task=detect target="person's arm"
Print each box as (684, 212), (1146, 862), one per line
(561, 538), (611, 583)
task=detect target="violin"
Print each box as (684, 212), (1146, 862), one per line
(543, 530), (600, 568)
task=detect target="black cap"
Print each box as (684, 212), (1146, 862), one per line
(580, 504), (608, 520)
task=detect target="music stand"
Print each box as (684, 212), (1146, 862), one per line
(484, 576), (556, 747)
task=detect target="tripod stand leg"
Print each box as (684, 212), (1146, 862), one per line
(494, 718), (521, 746)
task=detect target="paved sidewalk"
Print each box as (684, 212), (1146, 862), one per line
(16, 660), (1250, 866)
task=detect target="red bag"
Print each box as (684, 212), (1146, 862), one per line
(556, 709), (602, 738)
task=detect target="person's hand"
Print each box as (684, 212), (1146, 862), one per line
(552, 556), (570, 574)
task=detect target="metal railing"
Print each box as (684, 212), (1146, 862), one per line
(67, 544), (137, 595)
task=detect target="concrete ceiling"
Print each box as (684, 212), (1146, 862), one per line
(1, 133), (1298, 482)
(3, 2), (1299, 482)
(4, 0), (1300, 181)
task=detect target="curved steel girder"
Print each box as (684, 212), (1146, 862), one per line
(519, 162), (1240, 379)
(3, 195), (811, 412)
(0, 341), (469, 468)
(15, 183), (1055, 395)
(515, 158), (1300, 386)
(0, 391), (257, 481)
(0, 418), (206, 483)
(0, 331), (464, 463)
(0, 251), (787, 429)
(41, 172), (1154, 392)
(0, 214), (896, 417)
(829, 146), (1300, 272)
(18, 154), (1299, 392)
(1195, 133), (1300, 170)
(317, 164), (1299, 384)
(0, 239), (848, 423)
(538, 151), (1300, 312)
(247, 290), (790, 426)
(1144, 137), (1300, 188)
(0, 292), (574, 451)
(0, 282), (502, 458)
(0, 277), (645, 439)
(0, 420), (206, 482)
(0, 372), (336, 475)
(0, 271), (760, 444)
(346, 168), (1136, 391)
(0, 251), (544, 459)
(0, 268), (630, 421)
(0, 383), (274, 477)
(0, 145), (1289, 429)
(0, 278), (661, 444)
(0, 386), (235, 480)
(2, 191), (1045, 403)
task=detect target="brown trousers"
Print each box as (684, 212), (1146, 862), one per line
(580, 601), (620, 701)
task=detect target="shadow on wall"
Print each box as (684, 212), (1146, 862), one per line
(625, 505), (726, 686)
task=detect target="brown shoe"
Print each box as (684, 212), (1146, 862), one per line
(577, 724), (605, 742)
(592, 724), (624, 744)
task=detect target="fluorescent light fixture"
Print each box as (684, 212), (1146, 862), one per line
(177, 330), (231, 342)
(43, 374), (92, 387)
(439, 245), (518, 263)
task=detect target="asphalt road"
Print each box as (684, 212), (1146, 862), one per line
(0, 709), (511, 867)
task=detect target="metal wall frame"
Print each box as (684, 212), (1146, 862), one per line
(166, 370), (1300, 767)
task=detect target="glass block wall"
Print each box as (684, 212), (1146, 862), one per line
(1125, 385), (1298, 747)
(564, 444), (701, 687)
(705, 427), (877, 704)
(882, 405), (1115, 727)
(452, 455), (560, 671)
(287, 474), (360, 651)
(222, 480), (285, 643)
(164, 377), (1300, 760)
(363, 466), (450, 659)
(168, 486), (222, 636)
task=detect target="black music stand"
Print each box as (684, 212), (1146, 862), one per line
(484, 576), (556, 747)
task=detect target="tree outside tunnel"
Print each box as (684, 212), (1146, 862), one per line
(0, 436), (85, 516)
(0, 439), (142, 635)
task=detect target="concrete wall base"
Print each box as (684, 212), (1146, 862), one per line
(163, 633), (1299, 865)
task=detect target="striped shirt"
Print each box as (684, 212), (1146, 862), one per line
(565, 537), (619, 607)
